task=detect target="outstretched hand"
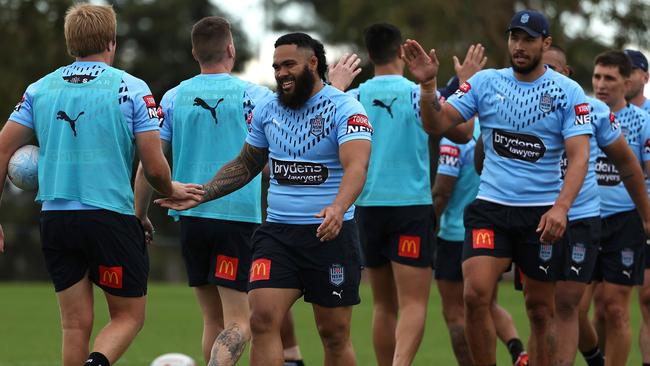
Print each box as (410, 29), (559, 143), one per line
(329, 52), (363, 91)
(453, 44), (487, 84)
(401, 39), (439, 84)
(154, 182), (205, 211)
(315, 203), (345, 242)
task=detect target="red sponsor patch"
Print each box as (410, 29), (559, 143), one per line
(609, 112), (615, 123)
(439, 145), (460, 157)
(574, 103), (590, 116)
(472, 228), (495, 249)
(397, 235), (421, 258)
(99, 265), (123, 289)
(346, 114), (373, 134)
(249, 258), (271, 282)
(215, 255), (238, 281)
(142, 94), (156, 107)
(645, 138), (650, 149)
(459, 82), (471, 93)
(14, 95), (25, 112)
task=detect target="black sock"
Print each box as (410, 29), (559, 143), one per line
(284, 360), (305, 366)
(85, 352), (110, 366)
(581, 346), (604, 366)
(507, 338), (525, 363)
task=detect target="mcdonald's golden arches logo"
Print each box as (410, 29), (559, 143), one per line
(99, 265), (123, 289)
(215, 255), (238, 281)
(398, 235), (421, 258)
(250, 258), (271, 282)
(472, 228), (494, 249)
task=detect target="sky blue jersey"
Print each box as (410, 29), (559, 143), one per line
(246, 85), (371, 224)
(446, 67), (592, 206)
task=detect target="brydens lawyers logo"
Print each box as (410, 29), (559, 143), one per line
(215, 255), (238, 281)
(472, 229), (494, 249)
(398, 235), (421, 258)
(250, 258), (271, 282)
(99, 265), (123, 289)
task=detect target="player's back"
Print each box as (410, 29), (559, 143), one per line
(352, 75), (431, 206)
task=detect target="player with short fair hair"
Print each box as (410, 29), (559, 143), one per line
(156, 32), (371, 366)
(403, 10), (592, 365)
(0, 4), (203, 366)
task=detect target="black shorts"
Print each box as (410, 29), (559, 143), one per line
(248, 220), (362, 307)
(558, 216), (601, 283)
(463, 199), (561, 282)
(356, 205), (435, 268)
(40, 210), (148, 297)
(434, 238), (463, 281)
(180, 216), (257, 292)
(593, 210), (645, 286)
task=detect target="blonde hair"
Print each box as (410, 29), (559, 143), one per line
(64, 4), (116, 58)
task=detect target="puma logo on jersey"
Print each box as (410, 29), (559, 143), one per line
(193, 97), (225, 124)
(56, 110), (85, 137)
(570, 266), (581, 276)
(332, 290), (343, 299)
(538, 265), (550, 275)
(623, 270), (632, 279)
(372, 97), (397, 118)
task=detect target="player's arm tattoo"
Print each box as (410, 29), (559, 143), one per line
(430, 97), (442, 112)
(202, 143), (268, 202)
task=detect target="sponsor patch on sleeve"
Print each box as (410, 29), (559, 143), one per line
(438, 144), (461, 167)
(644, 138), (650, 154)
(346, 114), (373, 134)
(609, 112), (619, 131)
(14, 95), (25, 112)
(156, 106), (164, 127)
(573, 103), (591, 125)
(142, 95), (158, 119)
(246, 111), (253, 132)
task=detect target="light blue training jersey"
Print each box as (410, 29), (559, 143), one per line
(436, 121), (481, 241)
(597, 103), (650, 217)
(446, 67), (592, 206)
(159, 73), (272, 223)
(246, 85), (371, 224)
(348, 75), (431, 206)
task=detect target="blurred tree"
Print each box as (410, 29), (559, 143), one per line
(110, 0), (252, 100)
(266, 0), (650, 91)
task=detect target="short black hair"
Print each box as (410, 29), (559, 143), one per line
(363, 23), (402, 65)
(594, 50), (633, 78)
(275, 32), (327, 81)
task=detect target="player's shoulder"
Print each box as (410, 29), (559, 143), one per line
(323, 85), (362, 106)
(119, 70), (152, 93)
(161, 84), (181, 104)
(544, 68), (584, 93)
(252, 92), (278, 114)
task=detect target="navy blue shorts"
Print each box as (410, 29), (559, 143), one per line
(463, 199), (561, 282)
(248, 220), (362, 307)
(356, 205), (435, 268)
(180, 216), (257, 292)
(40, 210), (148, 297)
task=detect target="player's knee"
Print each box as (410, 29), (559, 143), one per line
(525, 300), (553, 328)
(603, 301), (629, 328)
(249, 309), (278, 335)
(61, 310), (94, 333)
(555, 295), (579, 320)
(317, 321), (350, 351)
(639, 286), (650, 306)
(225, 320), (251, 342)
(463, 285), (491, 311)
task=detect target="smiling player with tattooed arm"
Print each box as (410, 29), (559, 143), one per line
(157, 32), (371, 366)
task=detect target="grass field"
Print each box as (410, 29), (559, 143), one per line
(0, 282), (643, 365)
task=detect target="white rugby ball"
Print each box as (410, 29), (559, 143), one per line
(150, 353), (196, 366)
(7, 144), (39, 191)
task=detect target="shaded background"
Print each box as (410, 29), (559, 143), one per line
(1, 0), (649, 282)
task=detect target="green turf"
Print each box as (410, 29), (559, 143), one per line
(0, 282), (643, 365)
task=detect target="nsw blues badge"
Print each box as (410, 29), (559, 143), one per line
(329, 263), (345, 286)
